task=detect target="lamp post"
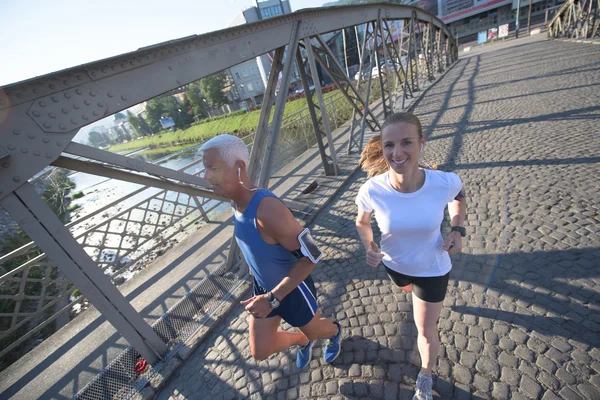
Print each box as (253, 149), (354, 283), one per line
(515, 0), (522, 39)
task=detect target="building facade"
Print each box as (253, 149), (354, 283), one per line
(227, 0), (293, 108)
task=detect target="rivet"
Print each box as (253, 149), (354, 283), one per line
(73, 104), (80, 110)
(39, 101), (47, 107)
(21, 148), (28, 154)
(82, 114), (89, 120)
(91, 72), (96, 77)
(93, 111), (99, 116)
(51, 96), (59, 102)
(13, 130), (20, 135)
(101, 68), (107, 73)
(13, 176), (20, 183)
(111, 66), (116, 71)
(107, 92), (114, 98)
(97, 102), (104, 107)
(77, 75), (83, 80)
(33, 88), (38, 94)
(43, 122), (51, 129)
(64, 92), (71, 99)
(71, 119), (78, 124)
(76, 88), (83, 95)
(57, 141), (63, 146)
(84, 100), (91, 106)
(121, 96), (127, 101)
(28, 133), (35, 139)
(45, 153), (53, 159)
(129, 61), (134, 66)
(89, 91), (96, 97)
(16, 93), (23, 99)
(2, 163), (9, 168)
(49, 112), (56, 119)
(59, 124), (66, 130)
(62, 108), (69, 114)
(63, 80), (69, 85)
(7, 145), (16, 150)
(49, 84), (56, 90)
(43, 138), (50, 143)
(34, 151), (40, 156)
(32, 111), (41, 117)
(121, 63), (126, 68)
(168, 66), (173, 70)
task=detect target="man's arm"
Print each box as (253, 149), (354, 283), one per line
(256, 197), (317, 301)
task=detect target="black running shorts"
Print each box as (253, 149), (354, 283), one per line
(384, 267), (450, 303)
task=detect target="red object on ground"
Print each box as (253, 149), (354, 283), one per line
(134, 359), (147, 373)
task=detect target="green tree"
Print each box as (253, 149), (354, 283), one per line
(127, 111), (152, 138)
(114, 112), (127, 122)
(184, 83), (208, 119)
(145, 96), (193, 131)
(88, 131), (110, 148)
(199, 73), (228, 109)
(144, 99), (166, 133)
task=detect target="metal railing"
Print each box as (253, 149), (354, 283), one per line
(548, 0), (600, 40)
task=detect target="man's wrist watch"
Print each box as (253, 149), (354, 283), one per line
(267, 292), (280, 309)
(451, 226), (467, 237)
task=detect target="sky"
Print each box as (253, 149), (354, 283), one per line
(0, 0), (330, 87)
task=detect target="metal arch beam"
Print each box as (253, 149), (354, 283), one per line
(0, 3), (455, 203)
(51, 156), (228, 201)
(295, 46), (338, 176)
(347, 23), (376, 154)
(311, 35), (382, 131)
(63, 142), (215, 189)
(257, 22), (302, 187)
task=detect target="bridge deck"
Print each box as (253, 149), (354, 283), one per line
(158, 35), (600, 400)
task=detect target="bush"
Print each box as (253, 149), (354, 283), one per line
(71, 191), (84, 199)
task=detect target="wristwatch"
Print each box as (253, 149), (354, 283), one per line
(267, 292), (280, 309)
(451, 226), (467, 237)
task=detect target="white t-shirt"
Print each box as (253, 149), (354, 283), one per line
(355, 169), (463, 277)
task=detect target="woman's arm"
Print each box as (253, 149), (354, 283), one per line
(356, 210), (383, 267)
(445, 191), (467, 255)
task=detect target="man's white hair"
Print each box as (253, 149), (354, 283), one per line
(201, 134), (249, 167)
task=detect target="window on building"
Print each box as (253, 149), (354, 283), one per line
(235, 72), (240, 80)
(248, 83), (254, 91)
(261, 5), (283, 18)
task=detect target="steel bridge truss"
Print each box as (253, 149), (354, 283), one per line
(0, 3), (456, 368)
(548, 0), (600, 41)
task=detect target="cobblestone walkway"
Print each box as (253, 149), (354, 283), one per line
(158, 38), (600, 399)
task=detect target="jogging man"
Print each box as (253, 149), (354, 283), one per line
(201, 134), (342, 368)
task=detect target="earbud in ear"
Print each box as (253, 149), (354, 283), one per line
(420, 144), (424, 152)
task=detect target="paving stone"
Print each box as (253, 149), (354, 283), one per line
(492, 382), (510, 399)
(501, 367), (520, 387)
(521, 375), (543, 399)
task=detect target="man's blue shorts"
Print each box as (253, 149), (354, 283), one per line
(252, 275), (319, 328)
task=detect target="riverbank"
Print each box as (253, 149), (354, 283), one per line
(108, 86), (343, 154)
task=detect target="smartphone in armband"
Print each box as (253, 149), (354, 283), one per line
(297, 228), (323, 263)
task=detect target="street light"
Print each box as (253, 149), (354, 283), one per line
(515, 0), (522, 39)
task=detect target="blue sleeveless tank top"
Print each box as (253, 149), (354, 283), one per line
(233, 189), (298, 290)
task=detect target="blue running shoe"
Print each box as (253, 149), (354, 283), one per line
(323, 322), (342, 363)
(296, 340), (314, 369)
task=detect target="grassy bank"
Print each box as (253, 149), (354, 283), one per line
(109, 90), (339, 153)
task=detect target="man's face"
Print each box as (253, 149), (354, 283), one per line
(202, 148), (236, 197)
